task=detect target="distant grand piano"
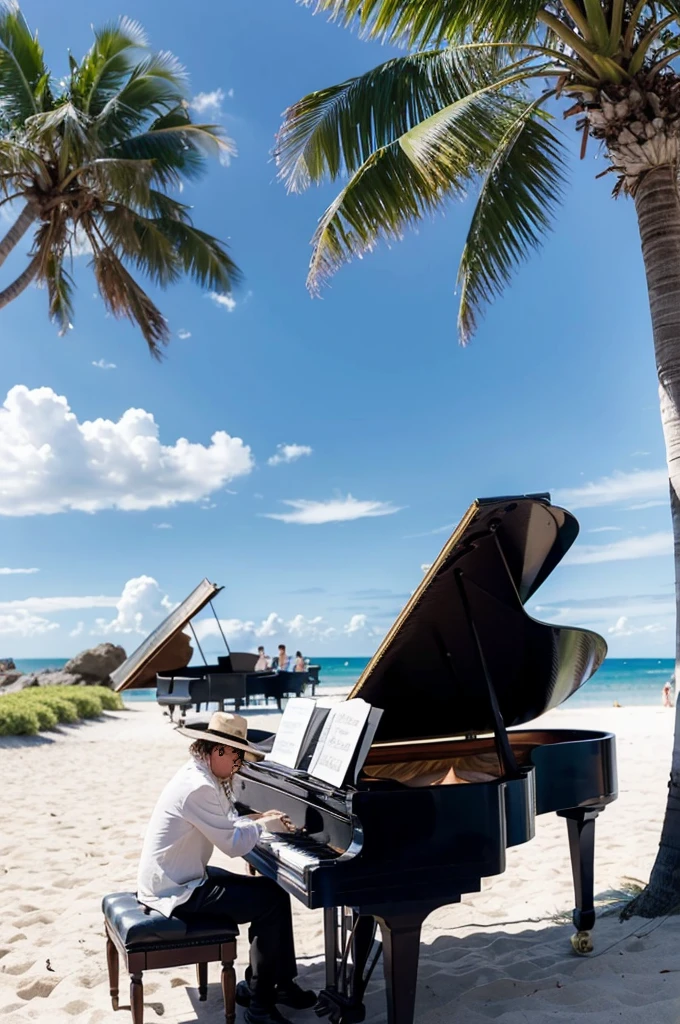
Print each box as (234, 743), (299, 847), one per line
(110, 581), (319, 714)
(229, 494), (618, 1024)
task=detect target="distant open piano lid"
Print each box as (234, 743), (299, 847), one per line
(349, 494), (607, 744)
(111, 578), (222, 692)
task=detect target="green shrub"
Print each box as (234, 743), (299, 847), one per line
(27, 700), (59, 730)
(60, 689), (103, 718)
(0, 703), (40, 736)
(93, 687), (125, 711)
(23, 690), (80, 724)
(0, 684), (124, 736)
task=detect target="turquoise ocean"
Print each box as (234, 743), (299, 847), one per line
(9, 657), (676, 708)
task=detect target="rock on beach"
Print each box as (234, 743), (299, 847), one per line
(0, 642), (127, 693)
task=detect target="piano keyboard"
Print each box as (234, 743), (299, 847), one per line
(257, 831), (339, 874)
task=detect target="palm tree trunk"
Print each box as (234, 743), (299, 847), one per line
(0, 204), (36, 269)
(0, 257), (39, 310)
(623, 164), (680, 918)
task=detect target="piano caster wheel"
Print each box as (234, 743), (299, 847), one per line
(570, 930), (593, 955)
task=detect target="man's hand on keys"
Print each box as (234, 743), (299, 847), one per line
(247, 809), (296, 833)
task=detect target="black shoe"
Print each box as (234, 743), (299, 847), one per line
(275, 983), (318, 1009)
(237, 980), (317, 1011)
(236, 980), (252, 1008)
(243, 1006), (291, 1024)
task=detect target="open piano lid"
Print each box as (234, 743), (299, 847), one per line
(111, 578), (222, 692)
(349, 494), (607, 743)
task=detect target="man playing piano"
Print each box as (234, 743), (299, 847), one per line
(137, 711), (317, 1024)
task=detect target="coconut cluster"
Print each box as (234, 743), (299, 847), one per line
(579, 74), (680, 194)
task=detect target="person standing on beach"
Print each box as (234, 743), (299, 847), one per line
(275, 644), (290, 671)
(136, 711), (316, 1024)
(254, 646), (270, 671)
(294, 651), (306, 672)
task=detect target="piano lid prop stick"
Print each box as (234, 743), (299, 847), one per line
(188, 620), (209, 666)
(454, 569), (519, 778)
(210, 600), (232, 655)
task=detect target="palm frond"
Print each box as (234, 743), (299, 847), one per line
(23, 102), (91, 177)
(306, 90), (506, 291)
(73, 17), (149, 117)
(0, 0), (48, 124)
(277, 44), (521, 191)
(76, 156), (155, 206)
(94, 50), (188, 144)
(300, 0), (544, 47)
(0, 138), (48, 189)
(44, 253), (75, 335)
(161, 220), (241, 292)
(110, 107), (231, 185)
(457, 97), (566, 344)
(136, 188), (191, 219)
(90, 243), (169, 358)
(98, 204), (181, 286)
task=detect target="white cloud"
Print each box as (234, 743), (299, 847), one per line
(209, 292), (236, 312)
(288, 614), (335, 639)
(70, 227), (92, 258)
(608, 616), (666, 637)
(0, 384), (254, 515)
(0, 567), (39, 575)
(588, 527), (622, 533)
(264, 495), (401, 525)
(566, 532), (672, 564)
(267, 444), (313, 467)
(177, 329), (192, 340)
(626, 500), (667, 510)
(194, 611), (335, 644)
(153, 522), (172, 529)
(0, 611), (59, 636)
(534, 594), (674, 624)
(405, 523), (455, 539)
(421, 564), (432, 573)
(0, 595), (118, 613)
(70, 621), (84, 638)
(555, 468), (667, 509)
(190, 88), (225, 115)
(343, 614), (367, 635)
(257, 612), (285, 637)
(92, 359), (116, 370)
(94, 576), (174, 636)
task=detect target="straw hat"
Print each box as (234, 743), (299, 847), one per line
(176, 711), (264, 762)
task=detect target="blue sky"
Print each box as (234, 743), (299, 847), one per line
(0, 0), (674, 660)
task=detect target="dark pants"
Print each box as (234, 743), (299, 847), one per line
(174, 867), (297, 1006)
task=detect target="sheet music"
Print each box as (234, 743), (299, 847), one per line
(308, 698), (373, 787)
(267, 698), (318, 769)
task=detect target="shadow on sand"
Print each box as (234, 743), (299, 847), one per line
(0, 710), (124, 748)
(164, 908), (680, 1024)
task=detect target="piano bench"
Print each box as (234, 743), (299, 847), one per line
(102, 892), (239, 1024)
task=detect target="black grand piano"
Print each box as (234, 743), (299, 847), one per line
(230, 494), (617, 1024)
(110, 579), (317, 712)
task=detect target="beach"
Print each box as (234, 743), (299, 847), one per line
(1, 699), (679, 1024)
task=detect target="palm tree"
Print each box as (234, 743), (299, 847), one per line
(280, 0), (680, 917)
(0, 3), (240, 356)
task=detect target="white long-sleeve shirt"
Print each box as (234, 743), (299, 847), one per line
(137, 757), (262, 917)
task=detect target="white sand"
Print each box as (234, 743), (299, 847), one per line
(1, 700), (679, 1024)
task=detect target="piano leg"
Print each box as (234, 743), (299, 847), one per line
(374, 906), (432, 1024)
(558, 807), (601, 954)
(317, 909), (377, 1023)
(323, 907), (338, 992)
